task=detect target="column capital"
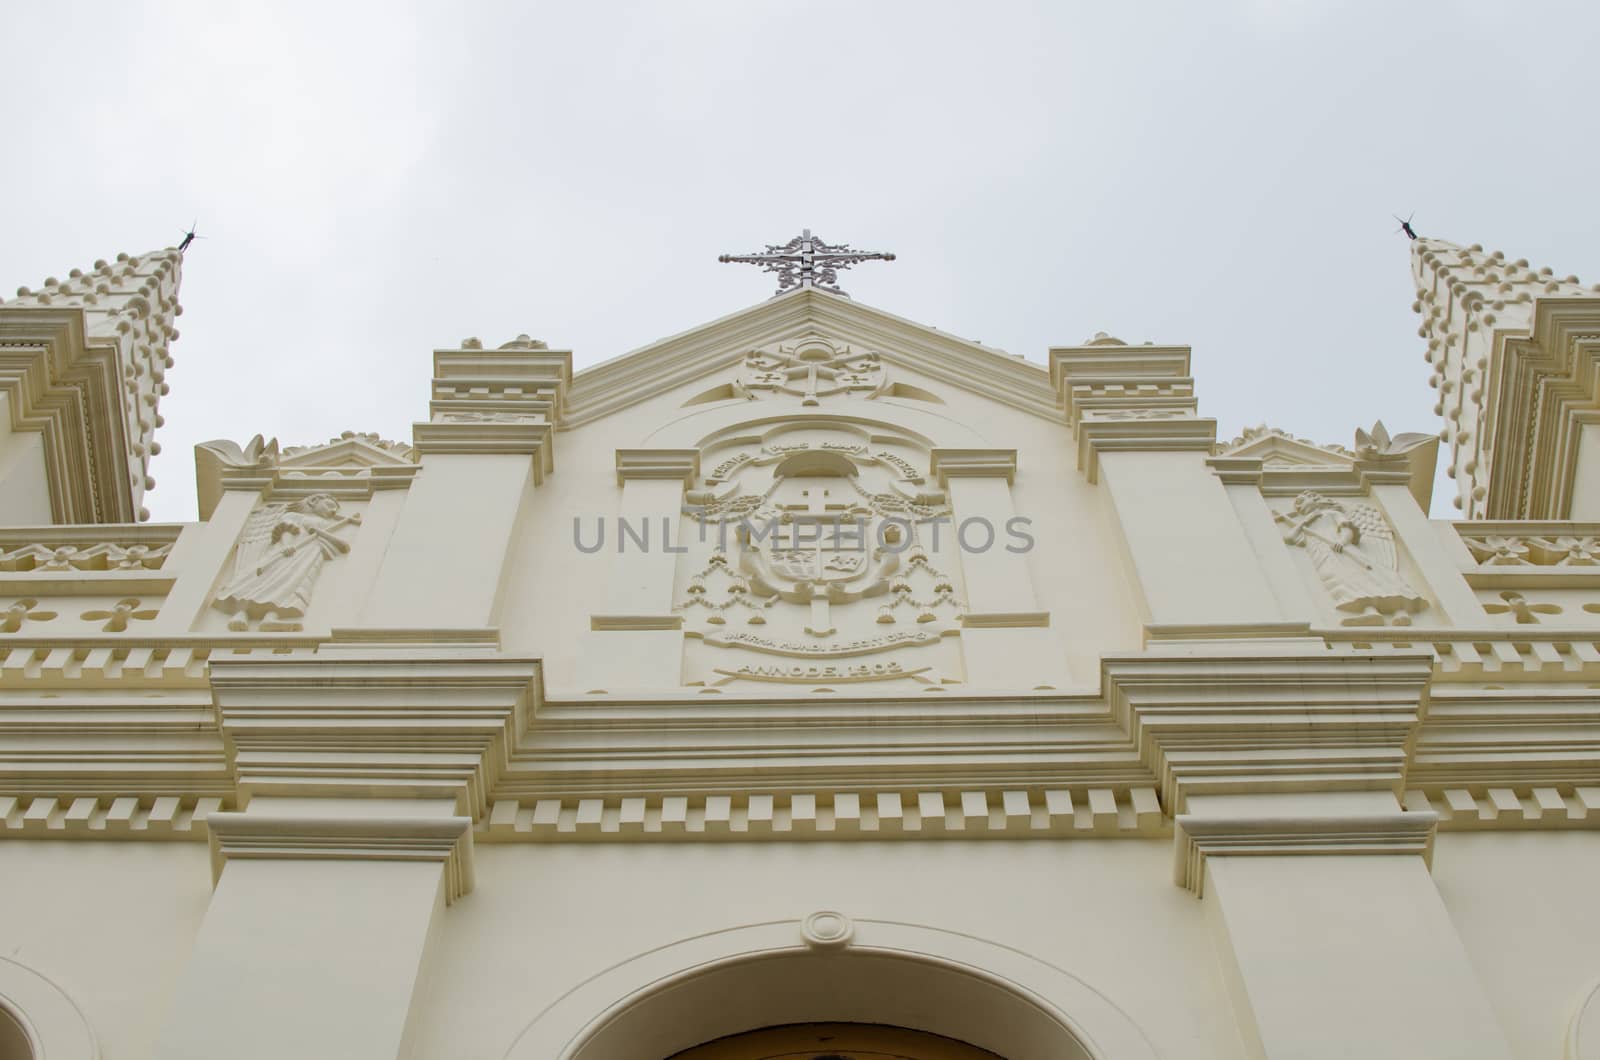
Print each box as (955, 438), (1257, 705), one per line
(1104, 647), (1433, 811)
(208, 650), (542, 820)
(1076, 417), (1218, 483)
(614, 448), (700, 485)
(411, 418), (554, 483)
(929, 448), (1017, 485)
(1173, 801), (1437, 896)
(206, 810), (475, 903)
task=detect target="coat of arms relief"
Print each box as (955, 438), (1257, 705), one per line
(675, 422), (966, 687)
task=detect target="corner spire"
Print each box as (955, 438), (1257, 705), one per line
(1410, 236), (1600, 516)
(1, 247), (183, 522)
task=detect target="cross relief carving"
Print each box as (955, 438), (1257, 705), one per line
(736, 339), (887, 406)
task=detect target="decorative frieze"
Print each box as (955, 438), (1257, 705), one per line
(0, 793), (226, 839)
(478, 785), (1166, 842)
(1403, 786), (1600, 830)
(0, 539), (173, 572)
(1465, 534), (1600, 566)
(0, 639), (314, 687)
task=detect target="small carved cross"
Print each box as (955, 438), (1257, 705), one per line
(790, 488), (845, 517)
(1482, 591), (1562, 625)
(2, 598), (58, 633)
(80, 597), (160, 633)
(719, 229), (896, 297)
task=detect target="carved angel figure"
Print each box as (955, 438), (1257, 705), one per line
(213, 494), (361, 631)
(1275, 491), (1427, 626)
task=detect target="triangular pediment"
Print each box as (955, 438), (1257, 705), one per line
(563, 287), (1058, 428)
(193, 431), (419, 518)
(279, 432), (417, 468)
(1214, 425), (1354, 468)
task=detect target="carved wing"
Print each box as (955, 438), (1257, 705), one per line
(230, 503), (289, 577)
(1344, 502), (1397, 571)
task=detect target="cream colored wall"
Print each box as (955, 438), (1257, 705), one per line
(499, 357), (1144, 691)
(1433, 832), (1600, 1060)
(0, 842), (211, 1060)
(1572, 422), (1600, 521)
(0, 402), (53, 525)
(407, 839), (1246, 1059)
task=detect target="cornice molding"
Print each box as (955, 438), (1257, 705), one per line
(1076, 417), (1219, 482)
(928, 448), (1017, 485)
(411, 418), (554, 475)
(1103, 650), (1434, 810)
(1206, 456), (1418, 494)
(1048, 342), (1191, 397)
(429, 343), (570, 428)
(8, 634), (1600, 836)
(208, 652), (542, 819)
(614, 448), (700, 485)
(205, 810), (475, 902)
(1173, 809), (1438, 896)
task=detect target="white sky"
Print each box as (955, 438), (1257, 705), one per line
(3, 2), (1597, 522)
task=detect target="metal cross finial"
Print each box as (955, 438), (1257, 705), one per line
(719, 229), (896, 298)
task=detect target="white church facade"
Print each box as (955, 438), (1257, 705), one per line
(1, 232), (1599, 1059)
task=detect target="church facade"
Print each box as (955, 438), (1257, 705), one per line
(0, 234), (1598, 1059)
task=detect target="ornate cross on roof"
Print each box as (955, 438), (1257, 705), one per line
(719, 229), (895, 298)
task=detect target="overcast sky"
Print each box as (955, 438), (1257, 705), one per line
(3, 2), (1597, 522)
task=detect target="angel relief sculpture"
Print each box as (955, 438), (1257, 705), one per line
(1274, 491), (1427, 626)
(212, 494), (361, 631)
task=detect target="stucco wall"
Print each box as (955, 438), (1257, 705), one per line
(407, 838), (1245, 1059)
(0, 842), (211, 1060)
(1433, 832), (1600, 1060)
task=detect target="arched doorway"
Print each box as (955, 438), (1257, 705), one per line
(503, 917), (1160, 1060)
(667, 1021), (1002, 1059)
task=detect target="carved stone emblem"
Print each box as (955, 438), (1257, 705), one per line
(212, 494), (362, 631)
(737, 338), (886, 405)
(1274, 491), (1427, 626)
(676, 425), (964, 680)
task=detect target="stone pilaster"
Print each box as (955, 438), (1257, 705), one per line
(1179, 791), (1511, 1060)
(151, 647), (538, 1059)
(576, 449), (699, 691)
(360, 337), (570, 631)
(1050, 336), (1286, 629)
(929, 448), (1066, 688)
(152, 798), (465, 1060)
